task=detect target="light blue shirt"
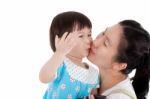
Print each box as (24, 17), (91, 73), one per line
(43, 58), (99, 99)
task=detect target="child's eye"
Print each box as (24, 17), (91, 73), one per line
(79, 35), (83, 38)
(88, 34), (91, 37)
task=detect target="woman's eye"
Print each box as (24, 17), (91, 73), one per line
(104, 41), (109, 46)
(102, 32), (105, 35)
(104, 42), (106, 46)
(96, 35), (101, 39)
(99, 32), (104, 37)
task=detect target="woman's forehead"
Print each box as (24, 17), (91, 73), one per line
(104, 24), (123, 46)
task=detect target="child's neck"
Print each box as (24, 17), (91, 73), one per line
(66, 54), (82, 63)
(66, 54), (88, 69)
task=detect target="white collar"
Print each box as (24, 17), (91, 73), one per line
(64, 57), (99, 84)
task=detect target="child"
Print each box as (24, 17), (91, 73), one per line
(39, 11), (99, 99)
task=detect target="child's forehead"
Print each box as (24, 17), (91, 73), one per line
(75, 28), (92, 34)
(73, 23), (91, 29)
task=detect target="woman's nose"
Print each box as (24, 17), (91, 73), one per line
(92, 39), (98, 48)
(93, 35), (104, 47)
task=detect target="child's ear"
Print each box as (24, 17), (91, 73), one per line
(113, 62), (127, 71)
(55, 35), (60, 49)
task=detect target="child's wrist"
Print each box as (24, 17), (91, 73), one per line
(54, 51), (66, 58)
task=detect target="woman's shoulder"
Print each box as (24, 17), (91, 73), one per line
(107, 92), (132, 99)
(102, 78), (137, 99)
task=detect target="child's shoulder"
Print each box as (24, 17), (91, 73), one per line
(63, 58), (99, 84)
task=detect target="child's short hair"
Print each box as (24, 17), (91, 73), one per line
(50, 11), (92, 51)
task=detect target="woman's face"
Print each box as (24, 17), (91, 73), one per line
(88, 24), (123, 69)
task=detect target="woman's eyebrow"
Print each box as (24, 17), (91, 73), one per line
(104, 28), (108, 32)
(106, 36), (112, 46)
(104, 28), (112, 46)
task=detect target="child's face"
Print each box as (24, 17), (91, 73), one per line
(68, 27), (92, 58)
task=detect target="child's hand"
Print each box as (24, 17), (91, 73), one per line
(55, 32), (81, 55)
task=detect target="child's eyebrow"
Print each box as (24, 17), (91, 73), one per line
(78, 31), (91, 34)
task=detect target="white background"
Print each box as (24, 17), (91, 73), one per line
(0, 0), (150, 99)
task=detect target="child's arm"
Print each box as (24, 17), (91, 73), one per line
(39, 51), (65, 83)
(39, 32), (81, 83)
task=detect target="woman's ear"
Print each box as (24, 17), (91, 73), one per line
(113, 62), (127, 71)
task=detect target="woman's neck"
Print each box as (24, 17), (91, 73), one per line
(98, 68), (127, 94)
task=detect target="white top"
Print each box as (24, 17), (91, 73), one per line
(64, 57), (99, 84)
(101, 77), (137, 99)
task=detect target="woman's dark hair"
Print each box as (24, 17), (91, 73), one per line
(49, 11), (92, 51)
(116, 20), (150, 99)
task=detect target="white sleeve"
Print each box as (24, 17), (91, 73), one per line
(106, 93), (132, 99)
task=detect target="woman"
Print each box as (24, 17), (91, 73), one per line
(87, 20), (150, 99)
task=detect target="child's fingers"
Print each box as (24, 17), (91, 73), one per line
(74, 31), (82, 39)
(71, 32), (82, 42)
(65, 32), (73, 42)
(60, 32), (68, 42)
(65, 31), (82, 42)
(55, 35), (59, 48)
(67, 35), (80, 49)
(71, 32), (82, 45)
(67, 34), (77, 44)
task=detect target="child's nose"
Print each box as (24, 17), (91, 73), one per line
(86, 37), (92, 44)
